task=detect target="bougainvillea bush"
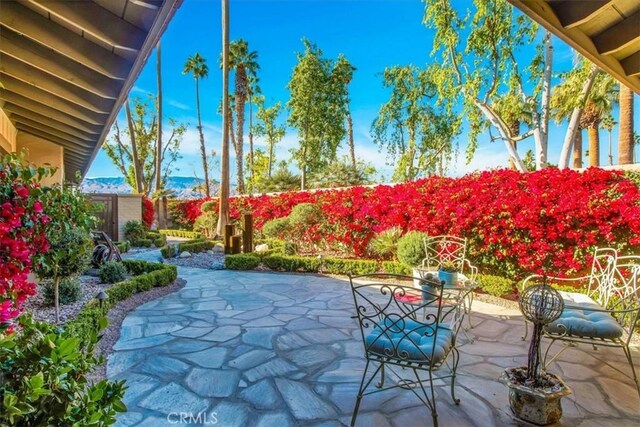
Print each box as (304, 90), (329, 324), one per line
(0, 153), (51, 325)
(171, 168), (640, 278)
(142, 196), (155, 228)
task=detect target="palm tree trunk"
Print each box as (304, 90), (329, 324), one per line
(217, 0), (230, 237)
(618, 84), (634, 164)
(235, 73), (246, 194)
(125, 101), (144, 194)
(573, 129), (582, 168)
(155, 40), (166, 229)
(196, 78), (210, 197)
(588, 125), (600, 167)
(249, 95), (254, 185)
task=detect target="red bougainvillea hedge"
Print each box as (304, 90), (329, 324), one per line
(142, 196), (155, 228)
(170, 168), (640, 278)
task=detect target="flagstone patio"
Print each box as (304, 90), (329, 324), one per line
(111, 250), (640, 426)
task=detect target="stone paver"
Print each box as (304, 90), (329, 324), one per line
(112, 249), (640, 426)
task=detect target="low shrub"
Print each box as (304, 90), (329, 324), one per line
(124, 220), (146, 242)
(41, 277), (81, 306)
(225, 254), (261, 270)
(261, 217), (290, 239)
(381, 261), (413, 275)
(161, 244), (177, 258)
(153, 234), (167, 247)
(114, 241), (130, 254)
(368, 226), (403, 260)
(397, 231), (427, 267)
(193, 212), (218, 238)
(284, 242), (298, 255)
(99, 261), (127, 284)
(262, 255), (322, 272)
(0, 316), (126, 426)
(130, 238), (152, 248)
(322, 257), (379, 275)
(476, 274), (516, 298)
(159, 229), (203, 239)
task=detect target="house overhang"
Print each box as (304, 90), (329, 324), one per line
(0, 0), (183, 181)
(508, 0), (640, 94)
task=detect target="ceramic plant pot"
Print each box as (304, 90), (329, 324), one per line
(437, 269), (458, 287)
(500, 368), (572, 426)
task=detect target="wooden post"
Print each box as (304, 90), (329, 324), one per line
(231, 235), (242, 254)
(224, 224), (233, 254)
(242, 214), (253, 253)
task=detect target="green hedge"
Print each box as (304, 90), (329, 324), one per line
(114, 241), (130, 254)
(160, 239), (219, 258)
(225, 253), (261, 270)
(476, 274), (516, 298)
(322, 258), (379, 275)
(381, 261), (413, 275)
(130, 238), (152, 247)
(159, 229), (203, 239)
(64, 260), (177, 347)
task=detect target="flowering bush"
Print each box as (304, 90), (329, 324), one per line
(171, 168), (640, 278)
(0, 153), (51, 325)
(142, 196), (155, 228)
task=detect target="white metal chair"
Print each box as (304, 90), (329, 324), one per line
(348, 273), (468, 427)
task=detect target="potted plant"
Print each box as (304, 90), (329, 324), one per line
(499, 283), (572, 425)
(437, 260), (458, 287)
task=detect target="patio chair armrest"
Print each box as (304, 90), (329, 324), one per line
(462, 259), (478, 283)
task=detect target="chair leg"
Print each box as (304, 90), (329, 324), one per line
(464, 292), (474, 330)
(449, 347), (461, 405)
(413, 367), (439, 427)
(622, 345), (640, 399)
(351, 359), (379, 427)
(376, 363), (385, 388)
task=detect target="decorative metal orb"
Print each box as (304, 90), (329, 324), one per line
(518, 284), (564, 325)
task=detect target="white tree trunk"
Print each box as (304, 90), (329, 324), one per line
(476, 101), (526, 172)
(558, 66), (600, 169)
(537, 31), (552, 169)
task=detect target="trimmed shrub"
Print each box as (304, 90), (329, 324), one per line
(368, 226), (403, 260)
(476, 274), (516, 298)
(382, 261), (413, 275)
(131, 238), (152, 247)
(114, 241), (130, 254)
(284, 242), (298, 255)
(322, 257), (379, 275)
(124, 220), (146, 242)
(225, 254), (261, 270)
(397, 231), (427, 267)
(41, 277), (81, 306)
(99, 261), (127, 284)
(193, 211), (218, 238)
(261, 217), (291, 239)
(262, 255), (322, 272)
(158, 229), (203, 239)
(161, 245), (176, 258)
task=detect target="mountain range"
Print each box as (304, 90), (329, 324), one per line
(81, 176), (214, 198)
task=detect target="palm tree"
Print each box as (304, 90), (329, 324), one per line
(601, 114), (616, 165)
(247, 76), (262, 187)
(618, 83), (634, 165)
(217, 0), (230, 237)
(183, 53), (211, 197)
(227, 39), (259, 194)
(580, 74), (616, 167)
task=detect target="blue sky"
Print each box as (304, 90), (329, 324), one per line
(86, 0), (639, 181)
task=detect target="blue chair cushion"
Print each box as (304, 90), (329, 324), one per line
(545, 292), (623, 340)
(364, 317), (454, 363)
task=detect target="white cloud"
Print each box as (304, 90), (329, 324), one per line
(178, 122), (222, 156)
(168, 99), (191, 111)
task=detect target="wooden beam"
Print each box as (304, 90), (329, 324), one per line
(593, 11), (640, 55)
(26, 0), (147, 54)
(0, 100), (102, 135)
(620, 51), (640, 77)
(549, 0), (610, 29)
(0, 55), (114, 113)
(0, 1), (132, 79)
(12, 116), (94, 146)
(15, 123), (93, 156)
(0, 83), (107, 126)
(0, 30), (122, 98)
(6, 108), (98, 141)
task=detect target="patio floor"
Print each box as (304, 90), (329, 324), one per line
(111, 251), (640, 426)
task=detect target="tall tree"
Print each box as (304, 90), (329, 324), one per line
(253, 101), (286, 178)
(247, 75), (261, 185)
(155, 40), (166, 229)
(333, 56), (357, 170)
(104, 97), (185, 196)
(183, 52), (211, 197)
(619, 83), (635, 165)
(601, 114), (616, 165)
(423, 0), (553, 171)
(287, 40), (348, 189)
(217, 0), (230, 236)
(225, 39), (259, 194)
(580, 73), (617, 167)
(371, 65), (460, 181)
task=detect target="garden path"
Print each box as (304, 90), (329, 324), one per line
(110, 249), (640, 426)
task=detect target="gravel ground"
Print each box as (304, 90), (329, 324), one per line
(88, 278), (186, 383)
(24, 275), (114, 324)
(164, 251), (225, 269)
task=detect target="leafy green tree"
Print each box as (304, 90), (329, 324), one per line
(371, 65), (460, 181)
(245, 148), (270, 193)
(309, 157), (376, 188)
(333, 56), (357, 170)
(287, 39), (349, 189)
(423, 0), (553, 171)
(253, 101), (286, 177)
(103, 97), (186, 196)
(183, 52), (211, 197)
(32, 185), (95, 323)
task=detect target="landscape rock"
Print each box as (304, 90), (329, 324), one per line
(179, 251), (192, 258)
(255, 244), (269, 252)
